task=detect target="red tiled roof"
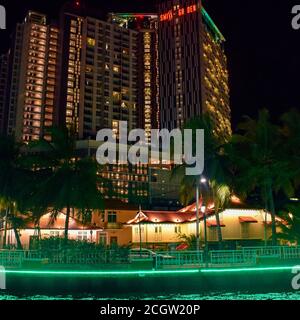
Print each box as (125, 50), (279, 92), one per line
(177, 201), (214, 214)
(127, 211), (198, 224)
(178, 195), (244, 213)
(26, 213), (102, 230)
(144, 211), (197, 223)
(177, 200), (204, 213)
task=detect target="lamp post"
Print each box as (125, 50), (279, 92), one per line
(195, 185), (200, 252)
(195, 177), (207, 252)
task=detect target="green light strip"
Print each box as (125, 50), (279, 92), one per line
(200, 266), (294, 273)
(0, 269), (200, 276)
(0, 266), (295, 276)
(201, 7), (225, 42)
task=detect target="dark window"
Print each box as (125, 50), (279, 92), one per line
(108, 211), (117, 223)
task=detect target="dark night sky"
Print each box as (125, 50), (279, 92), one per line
(0, 0), (300, 128)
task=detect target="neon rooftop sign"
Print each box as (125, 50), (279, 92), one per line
(160, 4), (197, 22)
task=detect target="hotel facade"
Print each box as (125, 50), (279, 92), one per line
(57, 4), (140, 140)
(0, 12), (59, 142)
(0, 5), (140, 142)
(108, 13), (160, 141)
(0, 53), (8, 134)
(158, 0), (232, 138)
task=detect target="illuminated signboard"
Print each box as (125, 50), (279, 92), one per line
(160, 4), (197, 22)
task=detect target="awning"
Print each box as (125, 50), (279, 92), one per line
(207, 220), (225, 227)
(239, 216), (258, 223)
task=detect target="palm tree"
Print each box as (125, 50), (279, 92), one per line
(172, 114), (232, 248)
(277, 204), (300, 244)
(28, 127), (104, 243)
(0, 135), (32, 249)
(210, 181), (231, 246)
(280, 109), (300, 196)
(230, 109), (294, 245)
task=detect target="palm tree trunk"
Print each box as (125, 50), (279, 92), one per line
(268, 185), (277, 246)
(63, 205), (71, 264)
(64, 205), (71, 243)
(264, 210), (268, 246)
(6, 204), (23, 250)
(263, 182), (268, 246)
(12, 226), (23, 250)
(215, 210), (223, 249)
(2, 207), (8, 249)
(212, 188), (223, 249)
(11, 216), (23, 250)
(38, 223), (41, 240)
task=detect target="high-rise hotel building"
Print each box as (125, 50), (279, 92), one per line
(0, 3), (140, 142)
(0, 53), (8, 134)
(158, 0), (232, 138)
(57, 3), (139, 140)
(108, 13), (160, 141)
(0, 12), (59, 142)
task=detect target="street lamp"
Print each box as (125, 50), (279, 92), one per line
(195, 176), (207, 252)
(200, 177), (207, 184)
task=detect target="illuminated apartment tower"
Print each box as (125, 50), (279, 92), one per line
(158, 0), (232, 139)
(3, 24), (23, 137)
(108, 13), (160, 140)
(0, 53), (8, 134)
(5, 12), (60, 142)
(58, 4), (139, 139)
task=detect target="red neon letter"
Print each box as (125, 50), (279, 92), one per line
(178, 8), (185, 16)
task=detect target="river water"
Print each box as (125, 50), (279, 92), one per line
(0, 291), (299, 300)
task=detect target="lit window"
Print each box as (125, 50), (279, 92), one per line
(87, 37), (95, 47)
(113, 91), (121, 100)
(113, 66), (120, 73)
(49, 231), (59, 237)
(77, 231), (88, 241)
